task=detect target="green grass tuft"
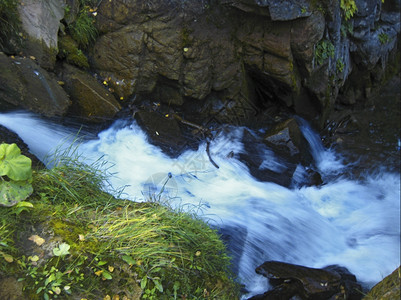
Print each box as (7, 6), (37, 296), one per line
(0, 150), (240, 299)
(67, 6), (98, 49)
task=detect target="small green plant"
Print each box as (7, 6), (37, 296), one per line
(379, 32), (390, 44)
(336, 58), (345, 73)
(340, 0), (358, 20)
(66, 5), (98, 49)
(0, 143), (33, 207)
(314, 40), (335, 66)
(341, 21), (354, 37)
(19, 243), (91, 299)
(58, 35), (90, 68)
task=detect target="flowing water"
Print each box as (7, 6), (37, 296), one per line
(0, 111), (400, 298)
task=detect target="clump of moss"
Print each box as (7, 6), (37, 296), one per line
(0, 152), (240, 299)
(363, 267), (400, 300)
(58, 35), (89, 69)
(58, 0), (98, 68)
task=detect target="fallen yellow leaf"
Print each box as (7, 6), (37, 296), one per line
(0, 252), (13, 263)
(28, 235), (45, 246)
(29, 255), (39, 262)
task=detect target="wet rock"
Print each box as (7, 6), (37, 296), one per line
(251, 261), (362, 300)
(305, 168), (323, 186)
(264, 118), (313, 166)
(135, 111), (187, 157)
(58, 63), (121, 122)
(324, 75), (401, 174)
(324, 265), (363, 300)
(0, 53), (71, 117)
(240, 129), (296, 187)
(248, 280), (305, 300)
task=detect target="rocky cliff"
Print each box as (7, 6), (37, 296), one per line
(0, 0), (399, 127)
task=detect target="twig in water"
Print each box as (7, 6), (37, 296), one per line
(206, 141), (219, 169)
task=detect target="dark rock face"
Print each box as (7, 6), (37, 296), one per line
(0, 52), (71, 117)
(58, 63), (121, 122)
(250, 260), (362, 300)
(87, 0), (399, 128)
(324, 75), (401, 174)
(2, 0), (398, 132)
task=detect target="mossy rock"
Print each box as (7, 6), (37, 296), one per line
(58, 35), (89, 69)
(363, 267), (401, 300)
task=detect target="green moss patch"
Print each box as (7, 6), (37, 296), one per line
(58, 35), (89, 69)
(363, 267), (401, 300)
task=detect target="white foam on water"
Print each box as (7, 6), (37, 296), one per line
(1, 111), (399, 298)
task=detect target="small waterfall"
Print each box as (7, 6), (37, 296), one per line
(1, 111), (400, 298)
(0, 111), (78, 163)
(296, 116), (344, 173)
(33, 69), (60, 108)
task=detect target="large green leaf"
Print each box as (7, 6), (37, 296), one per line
(0, 143), (32, 181)
(0, 180), (33, 207)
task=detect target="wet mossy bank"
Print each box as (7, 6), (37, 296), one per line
(0, 157), (240, 299)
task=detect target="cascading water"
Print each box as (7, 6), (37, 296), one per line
(1, 111), (400, 298)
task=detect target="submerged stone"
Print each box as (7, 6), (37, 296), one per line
(251, 261), (363, 300)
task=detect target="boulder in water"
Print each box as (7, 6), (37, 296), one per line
(264, 118), (313, 166)
(135, 111), (187, 157)
(240, 128), (296, 187)
(249, 261), (362, 300)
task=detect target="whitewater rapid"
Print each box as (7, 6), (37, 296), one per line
(1, 111), (400, 297)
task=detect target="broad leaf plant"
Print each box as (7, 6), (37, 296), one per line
(0, 143), (33, 206)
